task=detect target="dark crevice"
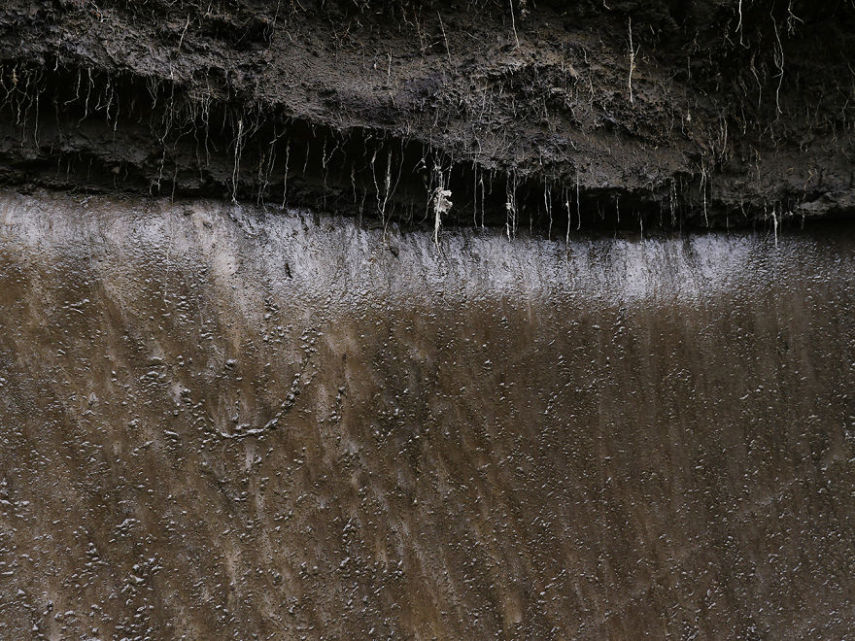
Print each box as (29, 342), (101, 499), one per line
(1, 61), (827, 235)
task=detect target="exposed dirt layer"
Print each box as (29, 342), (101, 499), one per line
(1, 0), (855, 231)
(1, 191), (854, 640)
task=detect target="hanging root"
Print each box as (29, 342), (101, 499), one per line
(231, 117), (245, 202)
(372, 147), (393, 233)
(505, 171), (518, 240)
(771, 13), (785, 116)
(508, 0), (520, 49)
(564, 185), (571, 243)
(544, 183), (553, 240)
(432, 164), (452, 245)
(281, 140), (290, 209)
(627, 17), (636, 105)
(736, 0), (744, 45)
(772, 203), (778, 247)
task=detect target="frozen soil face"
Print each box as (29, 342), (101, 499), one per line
(1, 0), (855, 231)
(0, 191), (854, 639)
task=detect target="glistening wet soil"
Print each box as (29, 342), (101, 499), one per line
(0, 191), (854, 640)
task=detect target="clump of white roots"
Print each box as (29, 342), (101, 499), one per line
(505, 172), (518, 240)
(433, 167), (452, 245)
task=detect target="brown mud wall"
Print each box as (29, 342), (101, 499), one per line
(1, 192), (854, 639)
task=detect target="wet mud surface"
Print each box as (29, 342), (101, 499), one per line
(1, 191), (854, 639)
